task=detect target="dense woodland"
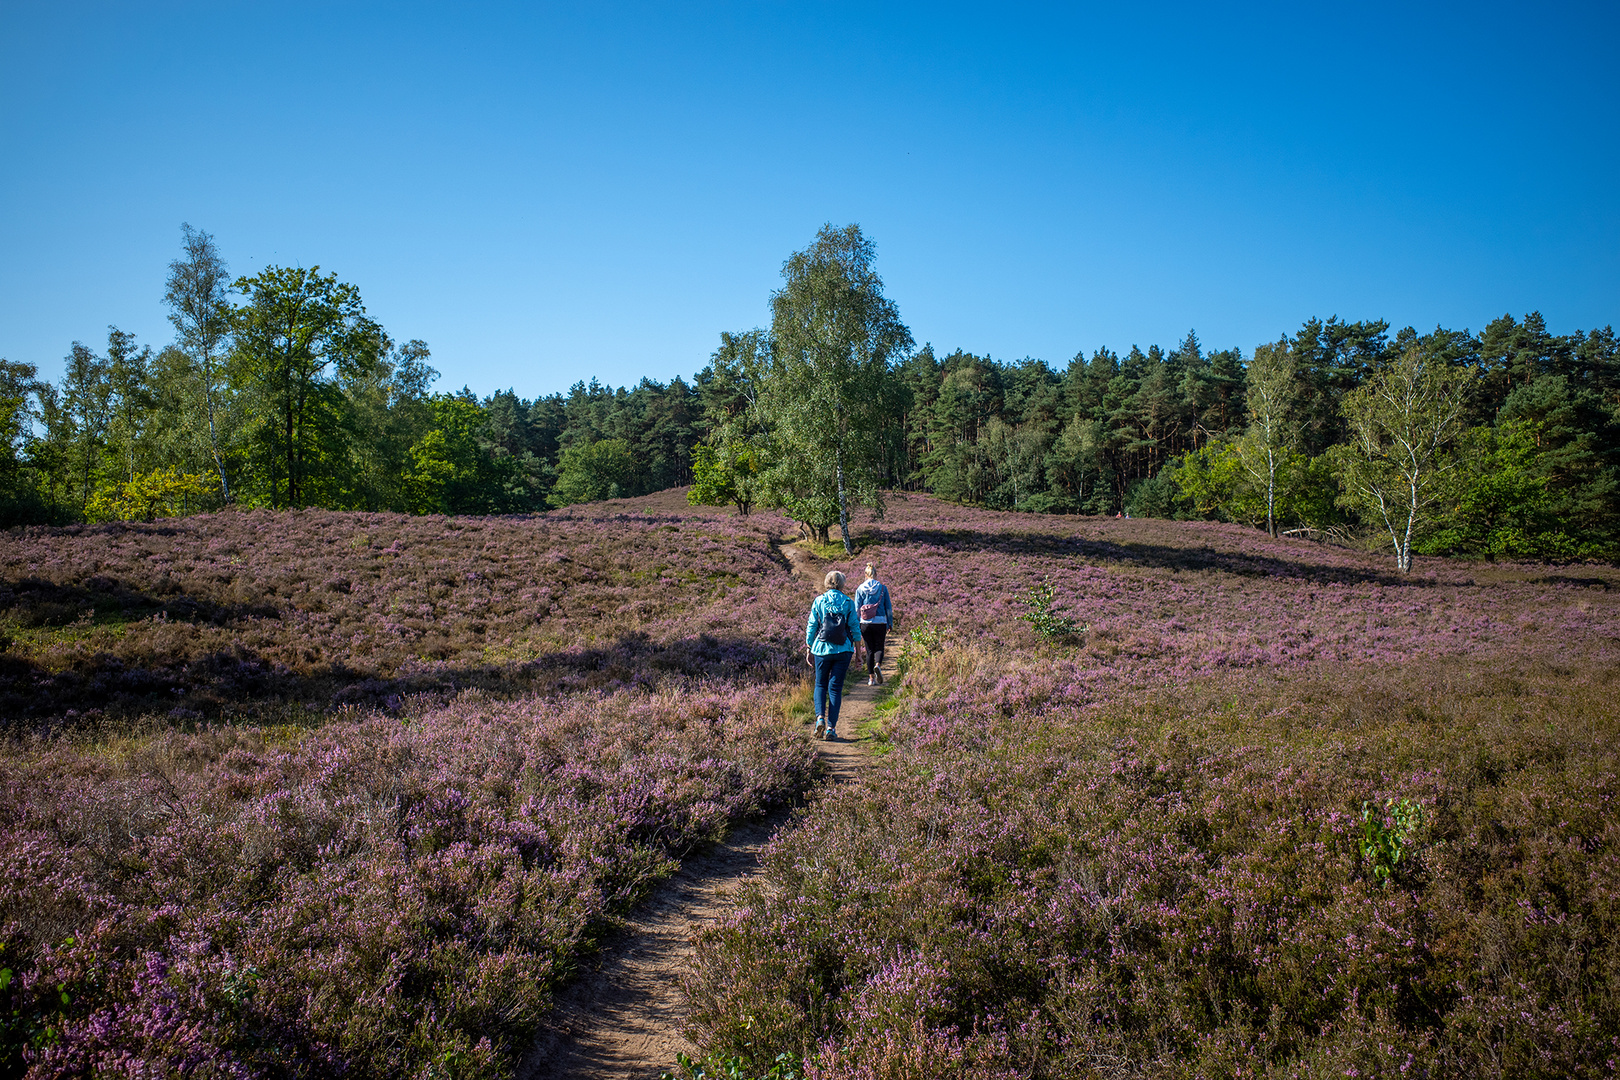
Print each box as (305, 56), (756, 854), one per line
(889, 316), (1620, 559)
(3, 225), (1617, 560)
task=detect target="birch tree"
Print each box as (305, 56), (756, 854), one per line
(165, 224), (235, 502)
(105, 328), (154, 485)
(1235, 337), (1298, 537)
(761, 224), (911, 552)
(1332, 345), (1470, 572)
(58, 342), (114, 515)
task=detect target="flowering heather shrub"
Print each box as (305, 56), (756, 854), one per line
(812, 492), (1620, 676)
(0, 500), (805, 730)
(689, 654), (1620, 1078)
(685, 493), (1620, 1079)
(0, 685), (817, 1077)
(7, 488), (1619, 1076)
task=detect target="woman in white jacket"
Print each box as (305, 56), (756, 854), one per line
(852, 563), (894, 686)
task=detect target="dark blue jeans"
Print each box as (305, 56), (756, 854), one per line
(813, 650), (853, 730)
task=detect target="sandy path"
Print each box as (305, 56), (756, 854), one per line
(518, 542), (885, 1080)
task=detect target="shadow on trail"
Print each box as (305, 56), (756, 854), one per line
(867, 525), (1420, 587)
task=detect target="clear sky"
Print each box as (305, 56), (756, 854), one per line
(3, 1), (1616, 399)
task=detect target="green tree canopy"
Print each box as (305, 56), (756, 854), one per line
(1332, 345), (1470, 572)
(549, 438), (636, 507)
(760, 223), (912, 550)
(0, 358), (47, 525)
(406, 395), (522, 514)
(231, 266), (383, 508)
(165, 223), (235, 502)
(1235, 337), (1300, 537)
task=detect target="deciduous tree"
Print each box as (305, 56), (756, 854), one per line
(688, 437), (766, 515)
(0, 360), (36, 473)
(406, 395), (521, 514)
(1332, 346), (1470, 572)
(165, 224), (235, 501)
(761, 224), (911, 551)
(105, 327), (154, 486)
(57, 341), (114, 515)
(1418, 422), (1560, 559)
(0, 359), (46, 524)
(549, 438), (635, 507)
(1235, 337), (1299, 537)
(231, 266), (381, 507)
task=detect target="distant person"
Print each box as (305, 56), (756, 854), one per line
(853, 563), (894, 686)
(805, 569), (857, 741)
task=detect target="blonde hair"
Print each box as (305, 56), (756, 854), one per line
(824, 570), (846, 591)
(864, 563), (876, 580)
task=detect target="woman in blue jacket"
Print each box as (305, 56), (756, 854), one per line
(805, 569), (858, 741)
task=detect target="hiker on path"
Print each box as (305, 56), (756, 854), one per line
(853, 563), (894, 686)
(805, 570), (858, 741)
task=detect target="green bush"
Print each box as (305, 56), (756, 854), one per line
(549, 438), (636, 507)
(1020, 577), (1085, 641)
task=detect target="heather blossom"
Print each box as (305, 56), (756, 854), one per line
(0, 685), (817, 1076)
(4, 490), (1618, 1077)
(682, 494), (1620, 1079)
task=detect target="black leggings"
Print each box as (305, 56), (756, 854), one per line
(861, 624), (888, 675)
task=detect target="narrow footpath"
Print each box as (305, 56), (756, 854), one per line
(518, 543), (885, 1080)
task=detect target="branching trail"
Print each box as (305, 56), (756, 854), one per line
(518, 541), (885, 1080)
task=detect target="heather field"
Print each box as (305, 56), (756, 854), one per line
(0, 495), (803, 731)
(1, 690), (814, 1077)
(684, 494), (1620, 1079)
(3, 491), (1619, 1078)
(0, 494), (818, 1077)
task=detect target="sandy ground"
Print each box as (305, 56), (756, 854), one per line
(518, 541), (885, 1080)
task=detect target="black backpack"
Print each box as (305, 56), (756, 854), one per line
(817, 600), (850, 646)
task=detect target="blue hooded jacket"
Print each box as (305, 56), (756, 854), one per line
(852, 578), (892, 625)
(805, 589), (858, 655)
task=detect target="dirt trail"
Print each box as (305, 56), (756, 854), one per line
(518, 542), (886, 1080)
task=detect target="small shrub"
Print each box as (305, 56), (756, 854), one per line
(894, 619), (945, 681)
(1019, 576), (1085, 641)
(1359, 796), (1425, 882)
(86, 467), (218, 522)
(663, 1049), (801, 1080)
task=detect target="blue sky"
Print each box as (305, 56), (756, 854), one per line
(2, 2), (1616, 398)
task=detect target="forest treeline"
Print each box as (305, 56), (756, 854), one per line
(0, 227), (709, 525)
(886, 315), (1620, 559)
(3, 225), (1617, 561)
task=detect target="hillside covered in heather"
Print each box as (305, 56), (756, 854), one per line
(2, 492), (1619, 1078)
(0, 490), (804, 731)
(7, 489), (1612, 732)
(685, 496), (1620, 1080)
